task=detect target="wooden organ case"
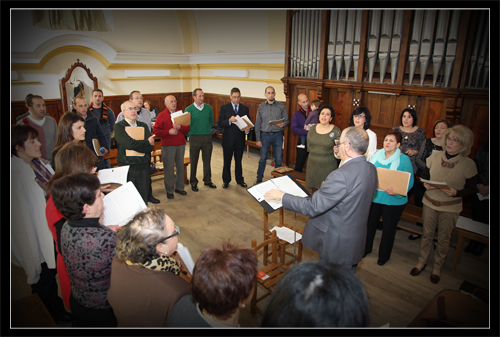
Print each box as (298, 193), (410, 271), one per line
(281, 9), (489, 166)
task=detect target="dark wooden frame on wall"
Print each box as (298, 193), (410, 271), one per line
(59, 59), (99, 113)
(282, 9), (489, 166)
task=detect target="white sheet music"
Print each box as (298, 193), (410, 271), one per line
(247, 176), (308, 210)
(270, 226), (302, 244)
(102, 181), (147, 227)
(97, 165), (129, 185)
(176, 243), (195, 275)
(455, 216), (489, 237)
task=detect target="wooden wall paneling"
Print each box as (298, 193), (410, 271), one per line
(393, 95), (410, 126)
(11, 99), (63, 125)
(463, 99), (489, 159)
(318, 10), (330, 81)
(333, 89), (348, 128)
(395, 11), (414, 86)
(425, 98), (446, 136)
(457, 11), (477, 90)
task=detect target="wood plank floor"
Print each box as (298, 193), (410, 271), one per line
(11, 137), (490, 329)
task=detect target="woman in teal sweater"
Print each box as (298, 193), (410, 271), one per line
(364, 129), (414, 266)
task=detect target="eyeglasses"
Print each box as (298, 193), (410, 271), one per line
(353, 114), (366, 119)
(156, 225), (180, 245)
(123, 106), (140, 112)
(337, 141), (348, 146)
(446, 137), (460, 144)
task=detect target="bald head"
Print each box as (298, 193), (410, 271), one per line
(297, 94), (309, 111)
(165, 95), (177, 112)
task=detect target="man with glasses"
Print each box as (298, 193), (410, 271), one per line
(116, 90), (160, 203)
(114, 100), (155, 204)
(218, 87), (250, 189)
(265, 127), (378, 273)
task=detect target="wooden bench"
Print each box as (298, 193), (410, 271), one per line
(399, 202), (489, 270)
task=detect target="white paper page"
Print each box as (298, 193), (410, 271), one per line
(97, 165), (130, 185)
(247, 180), (282, 209)
(270, 226), (302, 244)
(241, 115), (254, 128)
(170, 110), (185, 123)
(455, 216), (489, 237)
(102, 181), (147, 227)
(272, 175), (309, 197)
(477, 192), (489, 201)
(233, 115), (248, 129)
(176, 243), (195, 275)
(420, 179), (447, 186)
(268, 118), (285, 125)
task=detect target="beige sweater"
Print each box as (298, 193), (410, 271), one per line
(423, 151), (477, 213)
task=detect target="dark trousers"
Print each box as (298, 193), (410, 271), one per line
(222, 143), (245, 184)
(294, 140), (308, 172)
(127, 167), (151, 204)
(365, 202), (406, 263)
(30, 262), (66, 321)
(69, 294), (117, 327)
(189, 135), (213, 185)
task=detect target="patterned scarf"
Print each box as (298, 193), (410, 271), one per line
(32, 158), (53, 192)
(89, 103), (108, 124)
(128, 255), (181, 275)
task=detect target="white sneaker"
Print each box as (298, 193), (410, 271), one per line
(296, 144), (305, 148)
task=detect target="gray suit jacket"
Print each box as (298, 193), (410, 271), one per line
(282, 155), (378, 266)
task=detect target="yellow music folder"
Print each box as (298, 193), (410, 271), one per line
(376, 167), (411, 196)
(125, 126), (145, 156)
(172, 111), (191, 126)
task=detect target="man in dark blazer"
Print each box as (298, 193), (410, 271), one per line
(218, 87), (251, 188)
(265, 127), (378, 272)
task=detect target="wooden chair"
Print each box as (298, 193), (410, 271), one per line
(263, 208), (303, 267)
(251, 230), (289, 315)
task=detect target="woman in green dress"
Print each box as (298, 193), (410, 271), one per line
(305, 105), (341, 192)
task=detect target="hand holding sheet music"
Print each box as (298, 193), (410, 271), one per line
(247, 175), (309, 212)
(101, 181), (147, 227)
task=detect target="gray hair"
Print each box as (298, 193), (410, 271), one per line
(343, 127), (369, 155)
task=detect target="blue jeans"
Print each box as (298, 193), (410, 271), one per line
(257, 132), (283, 180)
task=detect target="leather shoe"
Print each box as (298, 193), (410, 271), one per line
(408, 234), (422, 240)
(238, 182), (248, 188)
(167, 193), (174, 199)
(148, 195), (160, 204)
(377, 259), (387, 266)
(430, 273), (440, 284)
(410, 264), (427, 276)
(222, 183), (229, 189)
(191, 184), (199, 192)
(204, 182), (217, 189)
(253, 179), (263, 186)
(175, 189), (187, 195)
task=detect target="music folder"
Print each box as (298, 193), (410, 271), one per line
(124, 126), (145, 156)
(246, 175), (310, 213)
(376, 167), (411, 196)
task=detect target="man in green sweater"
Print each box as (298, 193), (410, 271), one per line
(184, 88), (217, 192)
(114, 100), (155, 204)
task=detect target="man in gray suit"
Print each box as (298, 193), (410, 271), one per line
(265, 127), (378, 272)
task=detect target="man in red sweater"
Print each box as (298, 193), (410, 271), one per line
(153, 95), (190, 199)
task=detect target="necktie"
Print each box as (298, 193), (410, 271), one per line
(234, 105), (238, 115)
